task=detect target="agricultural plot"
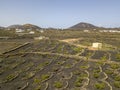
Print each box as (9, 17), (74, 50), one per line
(80, 49), (120, 62)
(0, 42), (22, 54)
(0, 38), (120, 90)
(0, 53), (120, 90)
(108, 51), (120, 62)
(3, 39), (82, 55)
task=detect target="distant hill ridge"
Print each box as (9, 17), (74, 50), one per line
(0, 26), (5, 29)
(7, 24), (41, 30)
(0, 22), (120, 30)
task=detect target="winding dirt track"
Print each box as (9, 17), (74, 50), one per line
(99, 65), (113, 90)
(80, 70), (90, 90)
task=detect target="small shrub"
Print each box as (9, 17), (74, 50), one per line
(73, 70), (81, 75)
(94, 82), (105, 89)
(114, 75), (120, 81)
(115, 53), (120, 61)
(52, 67), (59, 72)
(54, 81), (63, 88)
(110, 64), (119, 69)
(41, 74), (50, 81)
(35, 86), (41, 90)
(0, 58), (3, 63)
(105, 69), (113, 74)
(86, 52), (92, 60)
(80, 73), (88, 77)
(101, 55), (107, 61)
(1, 72), (18, 83)
(93, 69), (100, 73)
(76, 77), (84, 82)
(65, 64), (72, 68)
(74, 76), (84, 87)
(97, 61), (104, 65)
(114, 81), (120, 88)
(73, 47), (82, 52)
(93, 73), (100, 78)
(22, 72), (35, 80)
(57, 61), (65, 65)
(44, 61), (49, 65)
(0, 69), (4, 75)
(74, 81), (82, 87)
(34, 78), (41, 84)
(80, 65), (89, 69)
(6, 74), (16, 81)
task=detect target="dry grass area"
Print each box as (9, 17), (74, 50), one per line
(60, 38), (81, 43)
(0, 42), (22, 53)
(59, 38), (88, 48)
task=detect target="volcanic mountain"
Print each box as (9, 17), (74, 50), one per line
(69, 22), (98, 29)
(22, 24), (41, 30)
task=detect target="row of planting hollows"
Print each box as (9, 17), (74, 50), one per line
(1, 52), (120, 90)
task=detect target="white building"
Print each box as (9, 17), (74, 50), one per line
(99, 30), (120, 33)
(92, 43), (102, 49)
(83, 30), (89, 32)
(34, 36), (48, 40)
(16, 29), (24, 33)
(29, 31), (35, 34)
(40, 30), (44, 33)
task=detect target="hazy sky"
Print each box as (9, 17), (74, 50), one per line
(0, 0), (120, 28)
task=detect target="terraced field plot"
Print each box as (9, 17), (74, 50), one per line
(0, 42), (23, 54)
(0, 39), (120, 90)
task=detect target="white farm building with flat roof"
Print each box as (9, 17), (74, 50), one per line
(92, 43), (102, 49)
